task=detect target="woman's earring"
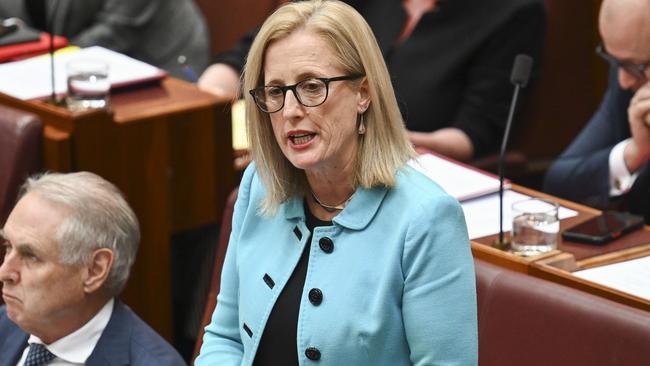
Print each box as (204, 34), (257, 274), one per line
(358, 113), (366, 135)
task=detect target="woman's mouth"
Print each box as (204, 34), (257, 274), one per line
(290, 133), (315, 145)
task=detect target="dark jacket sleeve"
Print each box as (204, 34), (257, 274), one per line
(543, 66), (634, 209)
(209, 0), (367, 73)
(454, 0), (546, 157)
(212, 28), (257, 73)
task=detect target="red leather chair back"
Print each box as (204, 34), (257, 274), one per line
(0, 104), (42, 305)
(475, 259), (650, 366)
(193, 187), (239, 362)
(0, 104), (43, 225)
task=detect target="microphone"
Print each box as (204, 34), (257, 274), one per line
(493, 54), (533, 250)
(45, 1), (63, 106)
(48, 21), (56, 104)
(0, 19), (19, 38)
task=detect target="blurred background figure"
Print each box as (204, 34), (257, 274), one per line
(198, 0), (545, 162)
(544, 0), (650, 223)
(0, 0), (210, 80)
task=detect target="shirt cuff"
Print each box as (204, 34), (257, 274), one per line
(609, 138), (639, 196)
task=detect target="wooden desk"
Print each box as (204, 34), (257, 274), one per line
(471, 184), (650, 312)
(0, 78), (236, 339)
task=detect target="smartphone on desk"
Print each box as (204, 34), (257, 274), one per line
(562, 211), (644, 245)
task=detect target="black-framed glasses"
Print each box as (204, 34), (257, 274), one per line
(249, 74), (364, 113)
(596, 43), (650, 81)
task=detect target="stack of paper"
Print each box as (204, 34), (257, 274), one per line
(574, 256), (650, 301)
(409, 153), (577, 239)
(0, 46), (166, 100)
(408, 153), (506, 201)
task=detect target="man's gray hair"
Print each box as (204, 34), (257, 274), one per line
(19, 171), (140, 295)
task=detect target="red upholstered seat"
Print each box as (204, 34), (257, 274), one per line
(0, 104), (42, 225)
(193, 187), (239, 361)
(475, 259), (650, 366)
(0, 104), (43, 305)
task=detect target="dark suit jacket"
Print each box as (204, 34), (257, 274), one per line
(543, 66), (650, 222)
(0, 300), (186, 366)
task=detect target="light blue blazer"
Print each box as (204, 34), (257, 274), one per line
(196, 164), (478, 365)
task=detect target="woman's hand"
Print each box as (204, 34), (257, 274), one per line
(198, 63), (241, 102)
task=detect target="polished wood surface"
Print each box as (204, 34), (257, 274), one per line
(0, 78), (236, 339)
(470, 183), (600, 273)
(470, 183), (650, 312)
(531, 248), (650, 313)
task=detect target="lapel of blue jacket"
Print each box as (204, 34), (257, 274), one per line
(85, 299), (131, 366)
(0, 306), (29, 366)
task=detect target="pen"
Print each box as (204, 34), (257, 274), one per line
(177, 55), (198, 83)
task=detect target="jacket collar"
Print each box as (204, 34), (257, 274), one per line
(0, 299), (128, 366)
(282, 185), (389, 230)
(0, 306), (28, 366)
(85, 299), (131, 366)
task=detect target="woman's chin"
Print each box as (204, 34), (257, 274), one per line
(286, 155), (321, 171)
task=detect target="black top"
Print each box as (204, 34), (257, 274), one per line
(214, 0), (545, 158)
(253, 203), (332, 365)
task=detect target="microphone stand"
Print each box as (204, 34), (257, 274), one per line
(48, 25), (56, 105)
(493, 54), (533, 250)
(46, 1), (64, 107)
(493, 85), (521, 250)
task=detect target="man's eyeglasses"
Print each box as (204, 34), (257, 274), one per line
(596, 43), (650, 81)
(249, 74), (364, 113)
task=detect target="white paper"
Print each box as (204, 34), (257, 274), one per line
(408, 153), (506, 201)
(460, 190), (578, 239)
(0, 46), (164, 100)
(573, 256), (650, 301)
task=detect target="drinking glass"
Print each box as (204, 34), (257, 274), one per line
(511, 198), (560, 256)
(66, 59), (110, 110)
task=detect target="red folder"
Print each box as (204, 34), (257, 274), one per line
(0, 33), (68, 63)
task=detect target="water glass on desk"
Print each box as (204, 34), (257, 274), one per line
(66, 59), (110, 110)
(511, 198), (560, 256)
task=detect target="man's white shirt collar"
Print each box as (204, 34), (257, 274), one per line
(18, 298), (114, 366)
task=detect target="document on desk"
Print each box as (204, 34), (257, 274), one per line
(0, 46), (166, 100)
(460, 190), (578, 239)
(408, 153), (507, 201)
(573, 256), (650, 301)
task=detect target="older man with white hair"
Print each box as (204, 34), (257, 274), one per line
(0, 172), (184, 365)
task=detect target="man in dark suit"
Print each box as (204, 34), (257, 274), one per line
(544, 0), (650, 223)
(0, 172), (185, 365)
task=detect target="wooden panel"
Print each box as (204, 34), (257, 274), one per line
(471, 182), (650, 312)
(513, 0), (605, 163)
(531, 248), (650, 313)
(108, 118), (173, 338)
(195, 0), (284, 57)
(43, 125), (72, 172)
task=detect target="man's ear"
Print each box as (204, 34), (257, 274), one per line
(83, 248), (113, 294)
(357, 77), (371, 114)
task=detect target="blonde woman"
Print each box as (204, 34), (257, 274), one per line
(196, 1), (477, 365)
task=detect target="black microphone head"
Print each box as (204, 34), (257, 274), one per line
(510, 54), (533, 87)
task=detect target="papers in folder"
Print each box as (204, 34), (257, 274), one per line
(0, 46), (166, 100)
(574, 256), (650, 301)
(408, 153), (507, 201)
(408, 153), (578, 239)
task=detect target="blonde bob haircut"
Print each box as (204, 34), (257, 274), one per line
(244, 0), (415, 214)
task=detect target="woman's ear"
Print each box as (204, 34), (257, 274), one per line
(83, 248), (114, 294)
(357, 77), (371, 114)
